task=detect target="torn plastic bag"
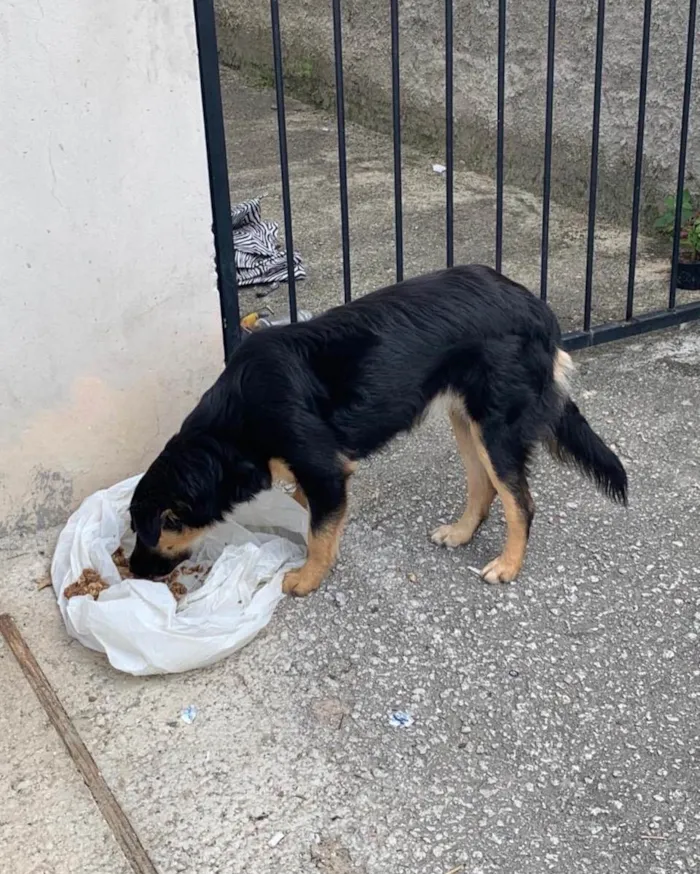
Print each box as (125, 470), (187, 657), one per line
(51, 475), (308, 676)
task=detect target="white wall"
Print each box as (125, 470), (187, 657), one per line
(0, 0), (223, 534)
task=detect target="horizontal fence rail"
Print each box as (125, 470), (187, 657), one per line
(198, 0), (700, 357)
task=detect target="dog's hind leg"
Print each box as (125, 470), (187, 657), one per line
(432, 408), (496, 548)
(470, 423), (534, 584)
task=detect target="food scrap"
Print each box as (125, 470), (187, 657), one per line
(64, 568), (109, 600)
(63, 556), (189, 603)
(167, 580), (188, 601)
(111, 546), (134, 580)
(162, 562), (207, 602)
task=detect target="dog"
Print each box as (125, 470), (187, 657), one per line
(128, 265), (627, 594)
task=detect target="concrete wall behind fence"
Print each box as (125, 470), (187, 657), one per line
(0, 0), (222, 535)
(216, 0), (699, 230)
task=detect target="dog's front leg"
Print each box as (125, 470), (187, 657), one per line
(282, 460), (349, 597)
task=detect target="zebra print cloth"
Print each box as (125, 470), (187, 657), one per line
(232, 198), (306, 287)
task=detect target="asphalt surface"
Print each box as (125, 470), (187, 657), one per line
(2, 326), (699, 874)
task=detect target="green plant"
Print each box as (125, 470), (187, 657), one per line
(655, 189), (700, 262)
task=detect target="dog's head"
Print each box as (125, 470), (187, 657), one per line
(128, 432), (269, 579)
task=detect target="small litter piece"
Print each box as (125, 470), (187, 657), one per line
(241, 307), (313, 333)
(389, 710), (415, 728)
(36, 571), (53, 591)
(432, 163), (447, 175)
(255, 281), (280, 299)
(64, 569), (109, 601)
(180, 705), (198, 725)
(268, 832), (286, 848)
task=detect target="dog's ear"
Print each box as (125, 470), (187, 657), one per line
(161, 508), (185, 532)
(137, 511), (162, 549)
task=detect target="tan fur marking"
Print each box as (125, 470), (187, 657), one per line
(282, 507), (347, 597)
(466, 423), (531, 583)
(554, 348), (574, 395)
(157, 526), (208, 557)
(431, 410), (496, 547)
(342, 457), (358, 477)
(271, 455), (356, 487)
(269, 457), (297, 485)
(291, 486), (309, 510)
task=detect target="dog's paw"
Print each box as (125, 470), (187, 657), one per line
(282, 567), (321, 597)
(431, 522), (474, 548)
(480, 555), (521, 584)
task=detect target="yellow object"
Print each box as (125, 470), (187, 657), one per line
(240, 312), (260, 330)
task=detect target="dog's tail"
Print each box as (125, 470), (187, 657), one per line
(548, 350), (628, 505)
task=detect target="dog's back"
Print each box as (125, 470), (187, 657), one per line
(223, 265), (561, 456)
(132, 265), (625, 590)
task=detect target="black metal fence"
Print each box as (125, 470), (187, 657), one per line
(194, 0), (700, 359)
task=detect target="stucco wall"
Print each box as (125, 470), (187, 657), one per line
(0, 1), (222, 534)
(216, 0), (698, 229)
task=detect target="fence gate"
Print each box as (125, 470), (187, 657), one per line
(193, 0), (700, 359)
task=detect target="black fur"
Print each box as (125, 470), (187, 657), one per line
(549, 399), (628, 504)
(129, 264), (627, 578)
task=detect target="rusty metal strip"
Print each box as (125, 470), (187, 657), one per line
(0, 614), (159, 874)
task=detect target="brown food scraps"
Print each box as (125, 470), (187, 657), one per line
(64, 554), (188, 603)
(111, 546), (134, 580)
(64, 568), (109, 600)
(161, 562), (209, 602)
(167, 580), (188, 601)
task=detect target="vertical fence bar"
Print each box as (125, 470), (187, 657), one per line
(445, 0), (455, 268)
(495, 0), (506, 273)
(270, 0), (298, 321)
(669, 0), (697, 310)
(390, 0), (404, 282)
(540, 0), (556, 303)
(332, 0), (352, 303)
(626, 0), (652, 321)
(583, 0), (605, 332)
(193, 0), (240, 360)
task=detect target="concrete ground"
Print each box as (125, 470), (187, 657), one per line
(2, 69), (700, 874)
(2, 326), (700, 874)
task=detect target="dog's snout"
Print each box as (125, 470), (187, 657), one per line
(128, 537), (187, 580)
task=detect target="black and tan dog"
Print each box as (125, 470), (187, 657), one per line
(129, 265), (627, 595)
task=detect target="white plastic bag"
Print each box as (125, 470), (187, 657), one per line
(51, 475), (308, 675)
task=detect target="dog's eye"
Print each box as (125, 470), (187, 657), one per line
(161, 512), (183, 532)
